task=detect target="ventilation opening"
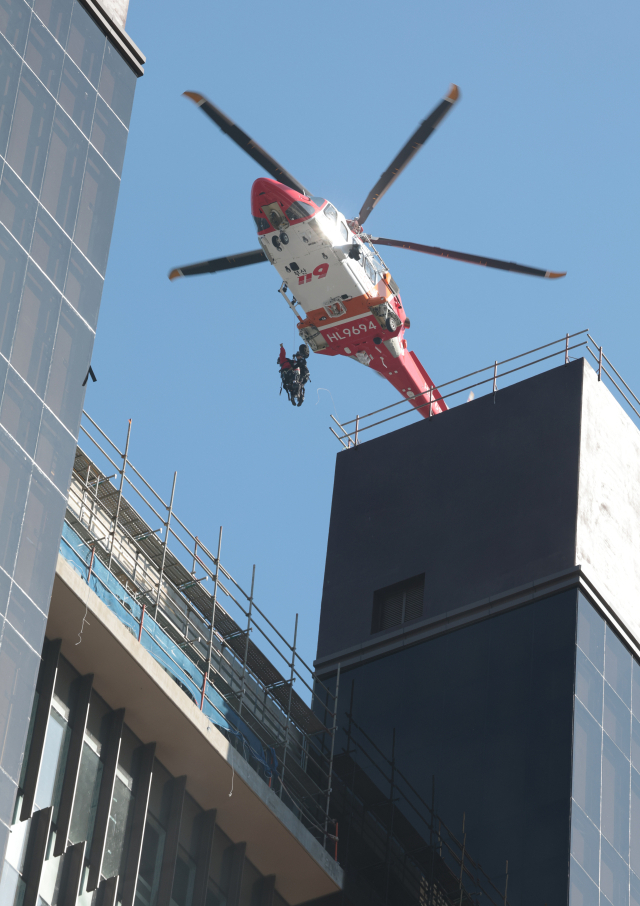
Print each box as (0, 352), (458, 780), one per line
(371, 574), (425, 633)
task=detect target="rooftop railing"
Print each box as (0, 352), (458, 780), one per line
(330, 330), (640, 448)
(330, 329), (592, 447)
(60, 413), (339, 851)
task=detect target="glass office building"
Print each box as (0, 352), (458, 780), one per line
(0, 0), (142, 869)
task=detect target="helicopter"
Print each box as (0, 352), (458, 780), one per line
(169, 86), (565, 418)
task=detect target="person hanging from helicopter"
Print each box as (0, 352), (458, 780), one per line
(278, 344), (310, 407)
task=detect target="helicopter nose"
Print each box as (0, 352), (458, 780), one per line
(251, 178), (301, 217)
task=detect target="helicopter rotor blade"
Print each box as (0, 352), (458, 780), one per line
(370, 237), (566, 279)
(357, 85), (460, 227)
(183, 92), (311, 196)
(169, 249), (268, 281)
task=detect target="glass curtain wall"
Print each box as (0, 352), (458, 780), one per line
(0, 0), (138, 862)
(570, 593), (640, 906)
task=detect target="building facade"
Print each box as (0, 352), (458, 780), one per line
(0, 0), (143, 870)
(0, 421), (343, 904)
(315, 358), (640, 906)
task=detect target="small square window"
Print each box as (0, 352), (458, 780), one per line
(372, 574), (425, 633)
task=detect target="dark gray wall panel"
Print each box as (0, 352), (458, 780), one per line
(317, 360), (585, 661)
(193, 808), (216, 906)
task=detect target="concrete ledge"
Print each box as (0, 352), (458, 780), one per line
(315, 562), (640, 678)
(49, 555), (343, 904)
(315, 565), (583, 674)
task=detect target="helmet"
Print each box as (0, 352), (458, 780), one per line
(298, 344), (310, 357)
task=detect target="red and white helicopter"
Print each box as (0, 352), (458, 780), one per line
(169, 86), (565, 418)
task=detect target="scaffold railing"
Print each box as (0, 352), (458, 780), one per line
(330, 329), (592, 447)
(60, 412), (339, 851)
(331, 708), (511, 906)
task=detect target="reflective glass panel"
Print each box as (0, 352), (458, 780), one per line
(573, 699), (603, 827)
(601, 733), (630, 862)
(32, 0), (72, 45)
(58, 55), (96, 137)
(631, 769), (640, 876)
(0, 366), (42, 457)
(0, 430), (31, 574)
(577, 592), (605, 673)
(10, 262), (61, 396)
(0, 0), (30, 55)
(66, 2), (104, 86)
(0, 621), (40, 780)
(6, 66), (56, 195)
(64, 244), (103, 329)
(33, 707), (68, 811)
(69, 740), (103, 846)
(98, 41), (135, 127)
(74, 146), (120, 275)
(604, 681), (631, 757)
(601, 836), (629, 906)
(6, 582), (45, 652)
(136, 815), (165, 906)
(606, 627), (632, 708)
(576, 646), (604, 723)
(0, 228), (27, 358)
(35, 406), (76, 493)
(24, 13), (63, 94)
(0, 166), (38, 249)
(40, 107), (88, 236)
(30, 204), (71, 289)
(91, 96), (126, 175)
(14, 465), (65, 606)
(45, 299), (93, 434)
(0, 36), (21, 158)
(172, 848), (196, 906)
(102, 774), (134, 878)
(572, 808), (601, 891)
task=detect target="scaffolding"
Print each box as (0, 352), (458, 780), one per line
(328, 702), (511, 906)
(60, 412), (339, 851)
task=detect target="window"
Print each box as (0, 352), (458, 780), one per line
(284, 201), (314, 222)
(363, 256), (377, 285)
(340, 221), (349, 242)
(253, 216), (270, 232)
(372, 574), (425, 633)
(323, 203), (337, 223)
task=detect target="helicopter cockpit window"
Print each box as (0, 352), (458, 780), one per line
(340, 221), (349, 242)
(254, 216), (270, 232)
(310, 196), (326, 208)
(323, 203), (338, 223)
(285, 201), (315, 222)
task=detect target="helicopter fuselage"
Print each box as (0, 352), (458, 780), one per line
(252, 178), (445, 418)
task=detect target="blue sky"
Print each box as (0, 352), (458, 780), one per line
(86, 0), (639, 669)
